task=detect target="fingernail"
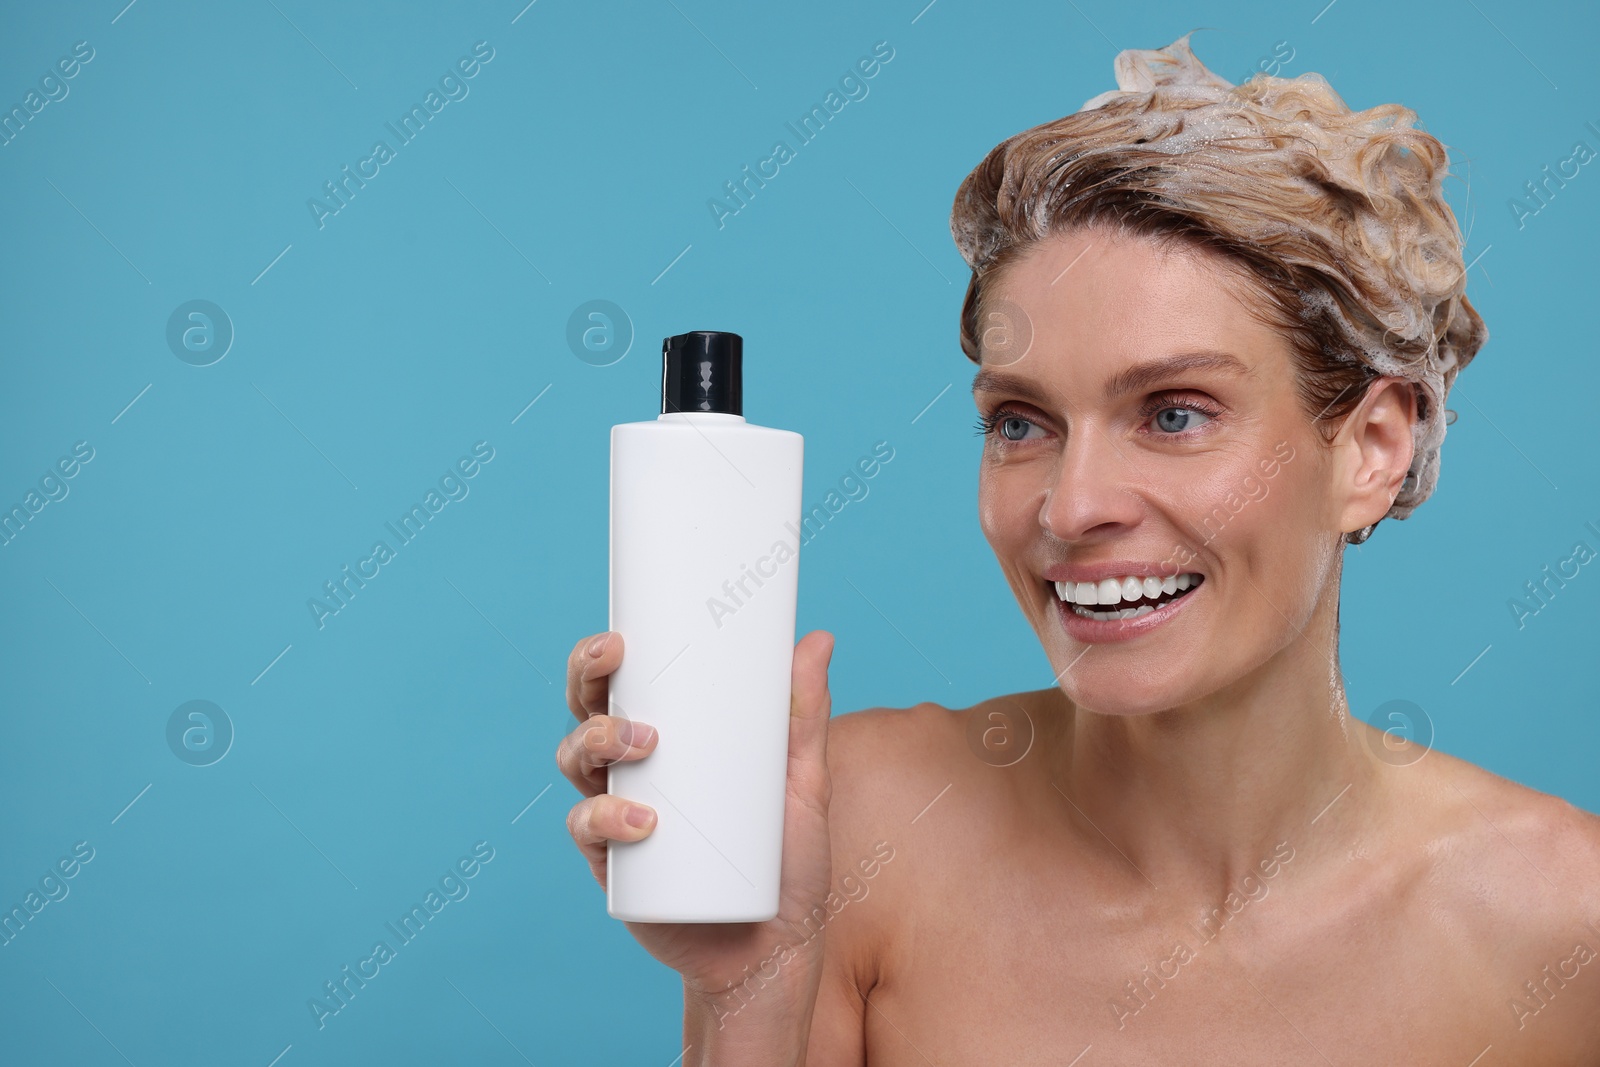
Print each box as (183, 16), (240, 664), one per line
(623, 722), (656, 747)
(625, 804), (654, 829)
(588, 633), (609, 658)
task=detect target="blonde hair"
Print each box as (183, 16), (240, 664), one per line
(949, 31), (1487, 529)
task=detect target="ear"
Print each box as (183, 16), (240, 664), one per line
(1331, 377), (1416, 537)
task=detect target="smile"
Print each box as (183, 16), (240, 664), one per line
(1052, 572), (1204, 622)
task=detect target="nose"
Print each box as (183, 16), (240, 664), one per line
(1039, 420), (1145, 542)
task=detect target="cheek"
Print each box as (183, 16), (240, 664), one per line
(1256, 448), (1328, 543)
(977, 473), (998, 527)
(1227, 451), (1337, 602)
(977, 466), (1034, 549)
(1168, 463), (1250, 543)
(1167, 447), (1308, 569)
(1275, 465), (1342, 578)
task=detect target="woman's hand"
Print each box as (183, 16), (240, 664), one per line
(558, 628), (839, 1026)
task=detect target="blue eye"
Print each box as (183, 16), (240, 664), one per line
(999, 415), (1035, 441)
(974, 408), (1043, 443)
(1152, 406), (1212, 434)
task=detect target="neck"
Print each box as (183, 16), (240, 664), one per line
(1035, 597), (1384, 902)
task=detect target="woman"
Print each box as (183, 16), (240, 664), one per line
(558, 33), (1600, 1064)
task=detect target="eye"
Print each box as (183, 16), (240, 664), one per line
(1150, 406), (1212, 434)
(998, 414), (1039, 441)
(1140, 393), (1222, 437)
(974, 407), (1046, 444)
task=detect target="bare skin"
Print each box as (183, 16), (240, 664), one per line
(560, 228), (1600, 1065)
(811, 693), (1600, 1064)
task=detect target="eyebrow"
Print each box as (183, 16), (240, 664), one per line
(970, 350), (1253, 405)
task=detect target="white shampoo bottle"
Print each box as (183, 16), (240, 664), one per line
(607, 330), (804, 923)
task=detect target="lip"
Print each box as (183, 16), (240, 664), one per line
(1042, 560), (1206, 585)
(1050, 573), (1204, 645)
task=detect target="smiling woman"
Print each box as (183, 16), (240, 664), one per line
(556, 30), (1600, 1067)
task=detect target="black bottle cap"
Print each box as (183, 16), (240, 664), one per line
(662, 331), (743, 416)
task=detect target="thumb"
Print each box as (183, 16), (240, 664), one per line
(787, 630), (835, 778)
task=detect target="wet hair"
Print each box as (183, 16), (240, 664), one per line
(949, 31), (1487, 533)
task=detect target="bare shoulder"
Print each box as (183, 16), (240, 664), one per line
(820, 699), (966, 941)
(818, 689), (1057, 911)
(824, 699), (969, 820)
(1401, 745), (1600, 1047)
(824, 689), (1055, 792)
(814, 699), (977, 954)
(799, 700), (967, 1062)
(1417, 746), (1600, 913)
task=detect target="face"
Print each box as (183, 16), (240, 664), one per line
(973, 227), (1350, 716)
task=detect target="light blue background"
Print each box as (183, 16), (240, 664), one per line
(2, 0), (1595, 1062)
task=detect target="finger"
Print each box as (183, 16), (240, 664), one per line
(566, 631), (624, 720)
(556, 715), (658, 795)
(566, 794), (657, 883)
(786, 630), (836, 811)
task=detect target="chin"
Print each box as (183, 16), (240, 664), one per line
(1052, 606), (1247, 718)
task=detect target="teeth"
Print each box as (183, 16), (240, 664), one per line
(1070, 602), (1156, 622)
(1052, 572), (1204, 614)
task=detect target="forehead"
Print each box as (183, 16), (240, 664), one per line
(978, 229), (1291, 386)
(991, 230), (1264, 338)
